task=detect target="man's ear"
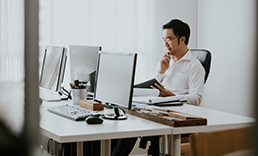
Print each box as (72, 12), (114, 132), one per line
(180, 36), (186, 45)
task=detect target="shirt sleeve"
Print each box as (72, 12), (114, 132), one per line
(183, 63), (205, 106)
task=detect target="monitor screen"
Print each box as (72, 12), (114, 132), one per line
(69, 45), (101, 92)
(94, 51), (137, 111)
(39, 46), (67, 92)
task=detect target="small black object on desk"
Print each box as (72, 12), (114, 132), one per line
(85, 115), (103, 124)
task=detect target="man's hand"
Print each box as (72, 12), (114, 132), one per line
(159, 53), (171, 74)
(151, 83), (175, 97)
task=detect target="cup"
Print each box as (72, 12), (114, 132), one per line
(72, 89), (87, 105)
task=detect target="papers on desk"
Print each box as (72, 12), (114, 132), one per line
(132, 88), (184, 106)
(132, 95), (183, 106)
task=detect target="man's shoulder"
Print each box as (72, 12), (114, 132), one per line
(191, 54), (202, 65)
(188, 53), (205, 72)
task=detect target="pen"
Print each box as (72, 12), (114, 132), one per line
(93, 98), (102, 104)
(70, 79), (87, 89)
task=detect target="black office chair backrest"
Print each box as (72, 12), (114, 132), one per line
(190, 49), (211, 84)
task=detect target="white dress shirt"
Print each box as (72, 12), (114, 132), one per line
(154, 49), (205, 106)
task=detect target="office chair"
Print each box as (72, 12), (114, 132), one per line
(190, 127), (254, 156)
(190, 49), (212, 84)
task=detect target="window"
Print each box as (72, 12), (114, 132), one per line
(39, 0), (157, 87)
(0, 0), (25, 135)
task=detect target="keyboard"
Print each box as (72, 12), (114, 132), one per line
(47, 105), (93, 121)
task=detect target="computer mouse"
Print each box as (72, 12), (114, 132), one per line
(85, 115), (103, 124)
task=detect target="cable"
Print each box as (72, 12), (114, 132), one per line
(47, 138), (53, 155)
(59, 87), (72, 100)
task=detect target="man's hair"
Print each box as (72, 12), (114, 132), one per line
(163, 19), (190, 45)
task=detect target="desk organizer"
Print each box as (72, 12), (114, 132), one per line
(80, 100), (104, 111)
(126, 107), (207, 127)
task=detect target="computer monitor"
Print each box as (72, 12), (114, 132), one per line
(94, 51), (137, 120)
(69, 45), (101, 93)
(39, 46), (67, 101)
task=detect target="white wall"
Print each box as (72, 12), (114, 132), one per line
(154, 0), (198, 65)
(197, 0), (257, 117)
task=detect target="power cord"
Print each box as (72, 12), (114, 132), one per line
(47, 138), (53, 155)
(58, 87), (72, 100)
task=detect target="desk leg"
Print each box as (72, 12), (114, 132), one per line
(53, 141), (58, 156)
(101, 139), (111, 156)
(173, 134), (181, 156)
(160, 135), (167, 154)
(168, 134), (181, 156)
(77, 142), (83, 156)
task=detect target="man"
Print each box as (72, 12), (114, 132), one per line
(151, 19), (205, 106)
(112, 19), (205, 156)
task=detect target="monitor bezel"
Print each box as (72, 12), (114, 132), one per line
(93, 51), (137, 110)
(39, 46), (67, 92)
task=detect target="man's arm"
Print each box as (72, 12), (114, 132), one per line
(183, 63), (205, 106)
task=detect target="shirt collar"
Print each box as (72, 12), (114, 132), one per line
(181, 49), (192, 60)
(175, 49), (192, 63)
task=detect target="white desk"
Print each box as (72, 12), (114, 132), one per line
(161, 104), (255, 156)
(40, 101), (172, 156)
(40, 101), (255, 156)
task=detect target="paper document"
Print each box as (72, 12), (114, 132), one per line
(132, 95), (183, 105)
(133, 88), (159, 97)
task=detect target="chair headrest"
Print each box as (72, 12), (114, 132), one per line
(190, 49), (212, 84)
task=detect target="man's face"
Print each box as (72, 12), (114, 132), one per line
(162, 29), (179, 55)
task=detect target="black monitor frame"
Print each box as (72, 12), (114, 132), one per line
(39, 46), (67, 92)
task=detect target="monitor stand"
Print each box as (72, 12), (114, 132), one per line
(102, 107), (127, 120)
